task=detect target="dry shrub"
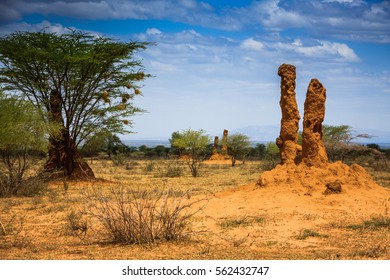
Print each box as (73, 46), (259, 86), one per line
(125, 161), (140, 171)
(84, 186), (205, 244)
(260, 156), (279, 171)
(0, 173), (47, 197)
(2, 214), (24, 236)
(65, 209), (88, 239)
(153, 157), (184, 178)
(0, 219), (6, 236)
(143, 161), (155, 173)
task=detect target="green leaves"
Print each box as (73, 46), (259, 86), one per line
(171, 129), (211, 154)
(171, 129), (211, 177)
(0, 93), (48, 152)
(0, 30), (151, 148)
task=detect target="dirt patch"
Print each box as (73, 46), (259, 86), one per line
(0, 161), (389, 260)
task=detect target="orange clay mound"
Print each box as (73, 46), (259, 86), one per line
(203, 158), (233, 165)
(257, 64), (386, 197)
(209, 153), (230, 161)
(257, 161), (383, 197)
(209, 129), (231, 161)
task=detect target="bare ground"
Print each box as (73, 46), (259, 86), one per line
(0, 160), (389, 260)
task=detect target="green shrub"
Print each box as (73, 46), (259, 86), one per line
(111, 153), (127, 166)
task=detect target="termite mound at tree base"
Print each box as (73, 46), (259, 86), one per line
(256, 161), (383, 196)
(44, 151), (95, 181)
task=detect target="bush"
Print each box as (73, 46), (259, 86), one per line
(84, 186), (204, 244)
(143, 161), (155, 172)
(111, 153), (127, 166)
(260, 142), (280, 171)
(153, 158), (184, 178)
(0, 173), (47, 197)
(0, 219), (5, 236)
(170, 129), (211, 177)
(125, 161), (140, 171)
(65, 209), (88, 239)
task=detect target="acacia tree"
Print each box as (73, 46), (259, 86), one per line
(0, 30), (150, 179)
(323, 125), (373, 162)
(171, 129), (210, 177)
(227, 133), (251, 166)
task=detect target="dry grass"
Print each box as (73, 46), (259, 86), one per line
(0, 159), (389, 260)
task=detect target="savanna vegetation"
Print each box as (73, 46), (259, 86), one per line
(0, 31), (389, 260)
(0, 30), (150, 179)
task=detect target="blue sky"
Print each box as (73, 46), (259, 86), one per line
(0, 0), (389, 141)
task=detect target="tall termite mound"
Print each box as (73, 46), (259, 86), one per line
(45, 89), (95, 179)
(302, 78), (328, 167)
(210, 130), (230, 160)
(276, 64), (301, 165)
(212, 136), (219, 156)
(221, 129), (229, 156)
(257, 64), (383, 195)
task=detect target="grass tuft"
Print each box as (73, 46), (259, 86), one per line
(347, 215), (390, 231)
(296, 229), (328, 240)
(217, 215), (266, 229)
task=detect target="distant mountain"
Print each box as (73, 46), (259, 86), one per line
(351, 128), (390, 144)
(122, 139), (170, 147)
(229, 125), (390, 144)
(230, 125), (279, 142)
(120, 126), (390, 148)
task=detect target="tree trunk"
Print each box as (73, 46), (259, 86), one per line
(44, 89), (95, 180)
(44, 132), (95, 180)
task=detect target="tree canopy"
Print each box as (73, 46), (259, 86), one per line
(0, 30), (151, 178)
(323, 124), (373, 162)
(171, 129), (210, 177)
(0, 30), (149, 146)
(227, 133), (252, 166)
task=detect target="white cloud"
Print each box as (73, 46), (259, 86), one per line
(1, 0), (389, 43)
(241, 38), (265, 51)
(0, 20), (77, 35)
(272, 39), (359, 62)
(322, 0), (366, 6)
(244, 0), (389, 43)
(128, 28), (390, 139)
(253, 0), (307, 30)
(238, 37), (359, 62)
(146, 28), (162, 36)
(0, 2), (388, 136)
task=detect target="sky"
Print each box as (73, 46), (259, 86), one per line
(0, 0), (389, 141)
